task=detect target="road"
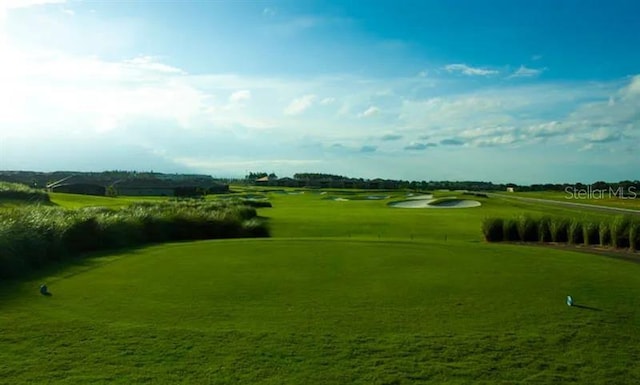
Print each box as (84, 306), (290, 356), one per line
(485, 193), (640, 215)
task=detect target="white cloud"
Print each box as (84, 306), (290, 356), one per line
(123, 56), (186, 74)
(62, 8), (74, 16)
(0, 0), (66, 10)
(360, 106), (379, 118)
(510, 65), (544, 78)
(0, 23), (637, 180)
(444, 63), (499, 76)
(175, 157), (322, 171)
(262, 7), (276, 17)
(471, 133), (517, 147)
(0, 0), (64, 25)
(623, 74), (640, 96)
(284, 94), (316, 115)
(229, 90), (251, 103)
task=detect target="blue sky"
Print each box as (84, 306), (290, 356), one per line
(0, 0), (638, 183)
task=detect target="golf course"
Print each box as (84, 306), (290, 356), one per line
(1, 188), (639, 384)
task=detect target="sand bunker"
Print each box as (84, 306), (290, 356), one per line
(389, 197), (481, 209)
(407, 194), (433, 200)
(366, 195), (390, 200)
(334, 197), (349, 201)
(429, 199), (481, 208)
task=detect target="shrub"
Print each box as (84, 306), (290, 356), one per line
(481, 217), (503, 242)
(240, 199), (272, 208)
(242, 218), (270, 238)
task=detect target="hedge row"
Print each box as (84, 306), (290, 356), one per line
(482, 214), (640, 251)
(0, 201), (269, 279)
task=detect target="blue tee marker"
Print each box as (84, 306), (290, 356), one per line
(566, 295), (573, 306)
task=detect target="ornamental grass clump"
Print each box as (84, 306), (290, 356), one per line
(610, 215), (632, 249)
(0, 200), (269, 279)
(516, 215), (537, 242)
(481, 217), (503, 242)
(582, 221), (599, 246)
(567, 218), (584, 245)
(549, 218), (569, 243)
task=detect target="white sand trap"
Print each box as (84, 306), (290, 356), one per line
(390, 199), (433, 208)
(429, 199), (481, 208)
(366, 195), (390, 200)
(320, 191), (327, 195)
(407, 194), (433, 200)
(389, 197), (481, 209)
(334, 197), (349, 201)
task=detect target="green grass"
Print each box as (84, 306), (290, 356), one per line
(2, 239), (640, 384)
(2, 188), (639, 384)
(48, 192), (169, 209)
(508, 191), (640, 210)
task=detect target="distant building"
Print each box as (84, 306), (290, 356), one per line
(506, 187), (515, 193)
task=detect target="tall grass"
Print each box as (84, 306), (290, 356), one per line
(630, 221), (640, 252)
(599, 221), (611, 247)
(481, 217), (503, 242)
(582, 222), (598, 246)
(610, 216), (632, 249)
(516, 215), (537, 242)
(537, 216), (551, 243)
(0, 201), (269, 279)
(549, 218), (569, 243)
(502, 218), (519, 241)
(484, 214), (640, 253)
(567, 218), (584, 245)
(0, 182), (50, 204)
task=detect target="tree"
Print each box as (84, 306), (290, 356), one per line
(245, 172), (268, 180)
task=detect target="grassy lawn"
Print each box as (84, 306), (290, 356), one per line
(48, 192), (169, 209)
(1, 189), (639, 384)
(505, 191), (640, 210)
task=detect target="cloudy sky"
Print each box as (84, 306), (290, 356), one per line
(0, 0), (638, 183)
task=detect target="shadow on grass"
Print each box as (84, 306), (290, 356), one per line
(0, 245), (147, 303)
(572, 304), (602, 311)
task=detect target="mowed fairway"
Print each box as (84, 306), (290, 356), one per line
(1, 191), (640, 384)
